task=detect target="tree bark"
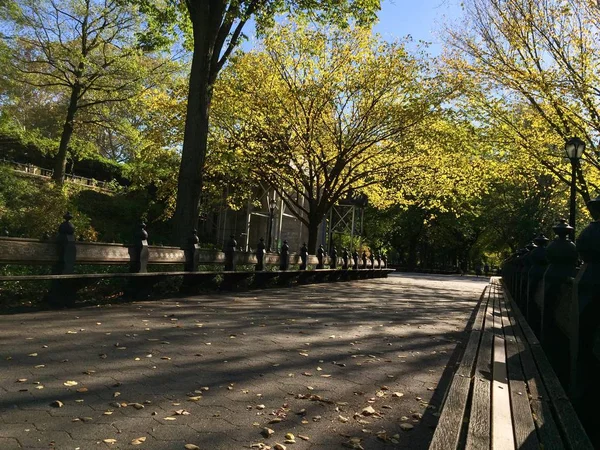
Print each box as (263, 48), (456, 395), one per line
(173, 0), (230, 246)
(306, 219), (320, 254)
(173, 4), (216, 246)
(53, 83), (81, 184)
(173, 49), (210, 245)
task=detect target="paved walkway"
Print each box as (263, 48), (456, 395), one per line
(0, 274), (487, 450)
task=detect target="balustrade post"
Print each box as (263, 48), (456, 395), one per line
(129, 222), (149, 273)
(512, 248), (528, 304)
(184, 229), (200, 272)
(352, 250), (359, 270)
(526, 233), (549, 327)
(330, 247), (338, 269)
(54, 212), (76, 275)
(361, 250), (367, 269)
(279, 240), (289, 271)
(539, 219), (578, 385)
(47, 212), (77, 308)
(224, 235), (237, 271)
(501, 253), (517, 296)
(342, 248), (349, 270)
(518, 242), (536, 308)
(299, 243), (308, 270)
(256, 238), (266, 271)
(317, 245), (325, 269)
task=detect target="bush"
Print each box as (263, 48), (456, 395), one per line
(0, 166), (96, 240)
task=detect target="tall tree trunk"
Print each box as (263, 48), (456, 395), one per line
(173, 49), (211, 246)
(53, 84), (81, 184)
(307, 219), (320, 254)
(173, 0), (230, 247)
(173, 7), (216, 247)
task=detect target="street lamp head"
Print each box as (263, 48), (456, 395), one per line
(565, 136), (585, 160)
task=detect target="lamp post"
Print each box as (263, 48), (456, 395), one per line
(267, 197), (277, 252)
(564, 137), (585, 240)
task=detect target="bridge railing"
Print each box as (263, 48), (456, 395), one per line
(0, 158), (117, 191)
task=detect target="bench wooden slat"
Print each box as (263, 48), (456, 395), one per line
(456, 287), (489, 378)
(498, 285), (540, 450)
(501, 292), (564, 450)
(467, 378), (491, 450)
(431, 287), (491, 450)
(429, 375), (472, 450)
(466, 288), (493, 450)
(500, 281), (594, 450)
(472, 285), (489, 332)
(491, 287), (516, 450)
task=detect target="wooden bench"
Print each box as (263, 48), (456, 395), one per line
(429, 277), (592, 450)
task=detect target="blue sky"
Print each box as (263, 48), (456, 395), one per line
(242, 0), (465, 55)
(374, 0), (464, 54)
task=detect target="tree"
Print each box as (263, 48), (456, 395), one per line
(364, 111), (492, 267)
(443, 0), (600, 215)
(152, 0), (381, 245)
(212, 23), (445, 252)
(1, 0), (170, 184)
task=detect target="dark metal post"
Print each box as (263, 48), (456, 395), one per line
(330, 247), (337, 269)
(184, 229), (200, 272)
(564, 136), (585, 241)
(267, 201), (276, 252)
(369, 250), (375, 269)
(352, 250), (359, 270)
(129, 222), (149, 273)
(54, 211), (76, 275)
(299, 243), (308, 270)
(539, 219), (577, 385)
(181, 229), (201, 294)
(361, 250), (367, 269)
(317, 245), (325, 269)
(342, 248), (349, 269)
(279, 240), (289, 271)
(569, 159), (578, 241)
(525, 233), (549, 331)
(47, 212), (77, 307)
(224, 234), (237, 271)
(255, 238), (266, 271)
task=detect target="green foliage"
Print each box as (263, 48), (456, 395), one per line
(0, 165), (96, 239)
(0, 165), (176, 243)
(212, 22), (444, 251)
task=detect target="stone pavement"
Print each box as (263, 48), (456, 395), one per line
(0, 273), (488, 450)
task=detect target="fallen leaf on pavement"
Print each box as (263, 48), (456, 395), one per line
(361, 406), (376, 416)
(261, 428), (274, 438)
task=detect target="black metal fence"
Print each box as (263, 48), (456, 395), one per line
(501, 195), (600, 443)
